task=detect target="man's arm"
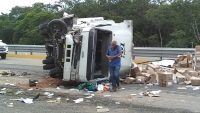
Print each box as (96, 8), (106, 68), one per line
(106, 47), (111, 59)
(112, 46), (122, 58)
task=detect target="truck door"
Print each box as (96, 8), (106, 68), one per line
(86, 28), (97, 81)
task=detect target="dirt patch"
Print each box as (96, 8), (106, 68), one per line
(19, 77), (63, 89)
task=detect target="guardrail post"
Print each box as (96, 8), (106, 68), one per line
(30, 46), (33, 55)
(160, 57), (162, 60)
(14, 47), (17, 54)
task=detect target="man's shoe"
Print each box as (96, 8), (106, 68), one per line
(117, 82), (121, 90)
(110, 86), (117, 92)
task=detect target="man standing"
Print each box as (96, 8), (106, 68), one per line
(106, 40), (122, 92)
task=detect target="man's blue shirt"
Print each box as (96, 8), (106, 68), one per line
(106, 45), (122, 66)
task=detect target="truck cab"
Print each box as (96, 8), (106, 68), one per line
(39, 14), (133, 83)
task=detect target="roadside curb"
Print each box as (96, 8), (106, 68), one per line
(7, 54), (46, 59)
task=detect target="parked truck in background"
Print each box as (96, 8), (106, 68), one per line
(38, 13), (133, 83)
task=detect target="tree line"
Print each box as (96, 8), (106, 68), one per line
(0, 0), (200, 47)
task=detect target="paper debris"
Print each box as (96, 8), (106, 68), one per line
(103, 95), (111, 97)
(56, 87), (60, 90)
(20, 98), (33, 104)
(73, 98), (83, 103)
(193, 87), (200, 90)
(96, 106), (103, 109)
(115, 102), (120, 104)
(1, 88), (6, 91)
(15, 91), (23, 95)
(28, 88), (33, 91)
(177, 87), (187, 90)
(0, 91), (6, 94)
(97, 108), (109, 112)
(85, 96), (93, 99)
(130, 94), (137, 96)
(4, 102), (13, 107)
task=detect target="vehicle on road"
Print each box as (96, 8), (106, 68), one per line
(39, 13), (133, 83)
(0, 40), (8, 59)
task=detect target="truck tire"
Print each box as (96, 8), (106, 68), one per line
(39, 29), (48, 35)
(42, 58), (54, 64)
(49, 67), (63, 78)
(1, 54), (6, 59)
(43, 64), (55, 70)
(47, 19), (67, 35)
(39, 22), (48, 30)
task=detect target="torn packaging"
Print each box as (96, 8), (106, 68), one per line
(124, 77), (135, 84)
(131, 67), (140, 78)
(176, 76), (185, 83)
(195, 45), (200, 51)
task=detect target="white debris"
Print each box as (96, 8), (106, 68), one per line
(96, 106), (103, 109)
(85, 96), (93, 99)
(70, 88), (79, 92)
(20, 98), (33, 104)
(73, 98), (83, 103)
(103, 95), (111, 97)
(193, 87), (200, 91)
(56, 87), (60, 90)
(115, 102), (120, 104)
(1, 88), (6, 91)
(130, 94), (137, 96)
(150, 90), (162, 95)
(15, 91), (23, 95)
(28, 88), (33, 91)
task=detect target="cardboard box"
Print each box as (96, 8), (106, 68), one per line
(150, 74), (157, 84)
(159, 80), (173, 87)
(195, 66), (200, 71)
(146, 69), (155, 75)
(188, 71), (199, 77)
(131, 67), (140, 78)
(195, 45), (200, 51)
(191, 78), (200, 86)
(176, 76), (185, 83)
(136, 72), (145, 77)
(182, 73), (191, 81)
(180, 59), (188, 68)
(187, 53), (193, 61)
(124, 77), (135, 84)
(158, 72), (173, 81)
(136, 76), (146, 84)
(195, 55), (200, 62)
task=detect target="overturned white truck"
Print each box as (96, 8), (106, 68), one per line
(38, 14), (133, 83)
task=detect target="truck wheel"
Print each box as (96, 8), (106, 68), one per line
(47, 19), (67, 35)
(42, 58), (54, 64)
(39, 22), (48, 30)
(49, 67), (63, 78)
(1, 54), (6, 59)
(43, 64), (55, 70)
(39, 29), (48, 35)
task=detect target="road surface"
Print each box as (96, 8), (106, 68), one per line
(0, 57), (199, 113)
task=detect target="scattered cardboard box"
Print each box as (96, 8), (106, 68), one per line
(191, 77), (200, 86)
(131, 67), (140, 78)
(150, 74), (157, 84)
(123, 77), (135, 84)
(188, 71), (199, 77)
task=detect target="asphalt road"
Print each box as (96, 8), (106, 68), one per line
(0, 57), (199, 113)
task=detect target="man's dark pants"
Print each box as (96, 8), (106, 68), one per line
(109, 66), (121, 87)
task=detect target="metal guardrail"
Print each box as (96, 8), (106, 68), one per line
(8, 45), (46, 55)
(7, 45), (195, 59)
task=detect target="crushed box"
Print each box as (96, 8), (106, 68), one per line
(131, 67), (140, 78)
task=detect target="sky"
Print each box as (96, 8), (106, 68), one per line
(0, 0), (60, 14)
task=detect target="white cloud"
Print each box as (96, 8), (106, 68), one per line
(0, 0), (59, 14)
